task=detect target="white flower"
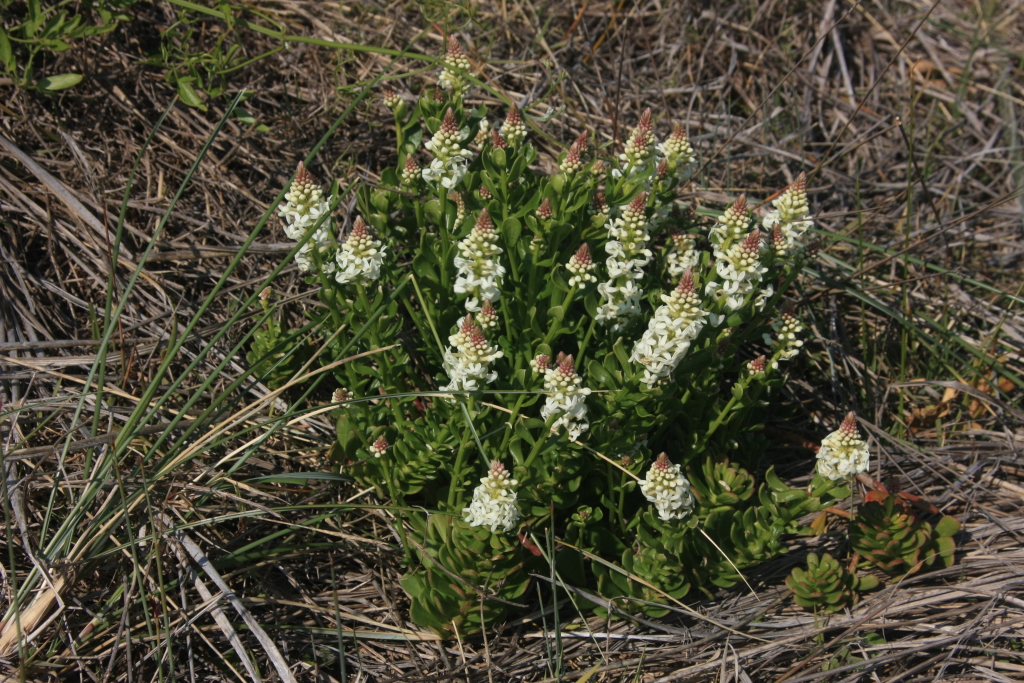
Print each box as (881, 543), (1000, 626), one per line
(640, 453), (695, 521)
(596, 193), (652, 331)
(335, 217), (386, 286)
(462, 461), (520, 532)
(708, 229), (766, 311)
(423, 108), (473, 190)
(763, 173), (812, 256)
(764, 312), (803, 367)
(438, 36), (472, 95)
(619, 108), (655, 171)
(441, 315), (503, 393)
(816, 412), (870, 480)
(540, 353), (592, 442)
(656, 122), (695, 168)
(631, 270), (708, 387)
(666, 231), (700, 278)
(278, 162), (336, 273)
(453, 209), (506, 311)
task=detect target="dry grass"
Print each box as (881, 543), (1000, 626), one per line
(1, 0), (1023, 680)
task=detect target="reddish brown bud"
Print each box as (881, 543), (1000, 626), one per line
(749, 355), (767, 373)
(441, 108), (458, 133)
(628, 192), (648, 214)
(505, 102), (521, 126)
(574, 243), (591, 264)
(475, 208), (495, 232)
(446, 35), (464, 58)
(670, 121), (687, 140)
(676, 269), (695, 294)
(404, 156), (419, 173)
(538, 197), (553, 219)
(652, 452), (670, 471)
(459, 314), (478, 335)
(433, 87), (445, 102)
(620, 455), (633, 468)
(574, 130), (589, 153)
(593, 192), (607, 211)
(490, 129), (507, 149)
(790, 171), (807, 194)
(731, 194), (748, 217)
(638, 107), (653, 132)
(479, 186), (492, 199)
(657, 158), (668, 177)
(295, 161), (314, 186)
(839, 412), (859, 436)
(771, 226), (785, 250)
(349, 216), (372, 241)
(742, 229), (762, 252)
(557, 353), (575, 374)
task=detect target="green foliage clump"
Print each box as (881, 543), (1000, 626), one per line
(786, 552), (878, 613)
(0, 0), (135, 90)
(256, 38), (855, 635)
(851, 491), (960, 576)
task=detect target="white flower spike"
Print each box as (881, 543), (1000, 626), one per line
(640, 453), (695, 521)
(463, 461), (521, 532)
(816, 412), (870, 480)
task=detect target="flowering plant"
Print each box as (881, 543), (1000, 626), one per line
(251, 39), (858, 636)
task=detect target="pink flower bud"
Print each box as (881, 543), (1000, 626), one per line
(490, 129), (507, 149)
(676, 269), (695, 294)
(441, 108), (459, 134)
(538, 198), (553, 219)
(628, 192), (648, 214)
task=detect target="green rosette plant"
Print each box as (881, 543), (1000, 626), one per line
(254, 37), (855, 635)
(786, 552), (879, 613)
(851, 490), (961, 577)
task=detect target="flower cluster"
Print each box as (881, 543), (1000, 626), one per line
(530, 353), (550, 373)
(441, 315), (504, 392)
(462, 461), (520, 532)
(501, 103), (527, 148)
(335, 217), (386, 286)
(657, 122), (695, 169)
(764, 311), (804, 367)
(278, 162), (336, 274)
(816, 412), (870, 480)
(630, 270), (709, 387)
(437, 36), (472, 95)
(706, 228), (768, 312)
(401, 157), (420, 185)
(423, 108), (473, 189)
(540, 353), (591, 441)
(382, 89), (402, 110)
(560, 130), (588, 175)
(640, 453), (695, 521)
(453, 209), (506, 312)
(666, 231), (700, 278)
(566, 244), (598, 288)
(476, 299), (499, 331)
(597, 193), (653, 329)
(619, 108), (655, 171)
(333, 387), (354, 403)
(762, 173), (812, 254)
(369, 435), (389, 458)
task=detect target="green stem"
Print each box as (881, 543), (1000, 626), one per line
(523, 415), (559, 470)
(447, 429), (473, 509)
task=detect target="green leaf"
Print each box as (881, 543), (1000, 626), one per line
(934, 515), (960, 537)
(176, 80), (207, 111)
(502, 217), (522, 248)
(0, 29), (14, 73)
(247, 472), (352, 485)
(39, 73), (82, 91)
(490, 147), (506, 169)
(234, 108), (257, 125)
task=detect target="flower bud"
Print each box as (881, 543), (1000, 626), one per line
(369, 435), (389, 458)
(537, 197), (553, 219)
(382, 89), (401, 110)
(566, 243), (598, 288)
